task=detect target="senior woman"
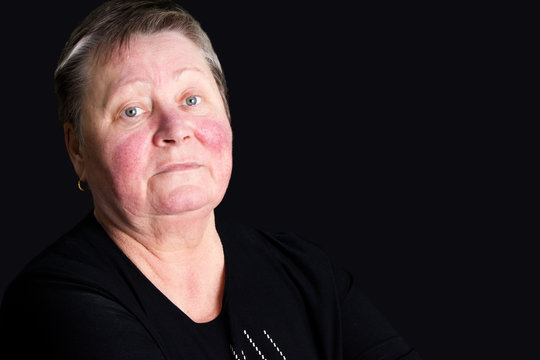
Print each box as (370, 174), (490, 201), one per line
(0, 1), (420, 359)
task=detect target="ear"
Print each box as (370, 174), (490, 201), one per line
(64, 123), (86, 181)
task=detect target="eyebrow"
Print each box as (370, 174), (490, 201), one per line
(115, 66), (206, 90)
(172, 66), (206, 80)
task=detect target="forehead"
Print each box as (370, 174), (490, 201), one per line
(92, 31), (211, 84)
(86, 31), (214, 105)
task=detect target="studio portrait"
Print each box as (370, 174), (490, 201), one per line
(0, 0), (459, 358)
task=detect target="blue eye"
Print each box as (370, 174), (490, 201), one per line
(124, 107), (144, 118)
(185, 95), (202, 106)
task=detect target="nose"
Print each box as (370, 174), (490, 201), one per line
(152, 106), (193, 146)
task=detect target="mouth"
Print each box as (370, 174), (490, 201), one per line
(155, 162), (201, 176)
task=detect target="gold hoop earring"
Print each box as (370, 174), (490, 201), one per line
(77, 179), (89, 192)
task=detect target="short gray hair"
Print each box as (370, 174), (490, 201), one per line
(54, 0), (229, 140)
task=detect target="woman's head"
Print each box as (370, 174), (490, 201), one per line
(55, 0), (229, 142)
(59, 0), (233, 221)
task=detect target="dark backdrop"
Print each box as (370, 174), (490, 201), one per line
(0, 1), (529, 359)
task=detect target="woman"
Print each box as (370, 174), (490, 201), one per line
(0, 1), (420, 359)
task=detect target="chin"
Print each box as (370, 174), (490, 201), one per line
(152, 186), (217, 215)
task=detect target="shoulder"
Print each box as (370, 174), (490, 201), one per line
(218, 218), (334, 271)
(217, 218), (345, 302)
(0, 213), (164, 358)
(6, 213), (119, 297)
(1, 212), (120, 321)
(0, 212), (129, 331)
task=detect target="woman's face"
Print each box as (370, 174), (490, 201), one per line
(73, 31), (232, 219)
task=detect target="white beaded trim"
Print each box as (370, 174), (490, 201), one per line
(230, 345), (247, 360)
(244, 330), (266, 359)
(263, 330), (287, 360)
(231, 329), (287, 360)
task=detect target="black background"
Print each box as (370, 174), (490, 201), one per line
(0, 1), (532, 359)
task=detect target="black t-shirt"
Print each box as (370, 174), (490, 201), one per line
(0, 213), (421, 359)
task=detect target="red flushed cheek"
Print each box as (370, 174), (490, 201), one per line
(194, 117), (233, 154)
(84, 128), (150, 212)
(107, 132), (148, 187)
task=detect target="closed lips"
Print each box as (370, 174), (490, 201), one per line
(155, 162), (201, 175)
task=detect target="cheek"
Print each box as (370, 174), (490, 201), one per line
(106, 132), (149, 186)
(195, 117), (233, 155)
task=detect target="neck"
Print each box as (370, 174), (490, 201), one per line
(94, 206), (220, 264)
(94, 206), (226, 323)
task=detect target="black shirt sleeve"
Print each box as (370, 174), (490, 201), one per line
(333, 266), (422, 360)
(0, 274), (166, 359)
